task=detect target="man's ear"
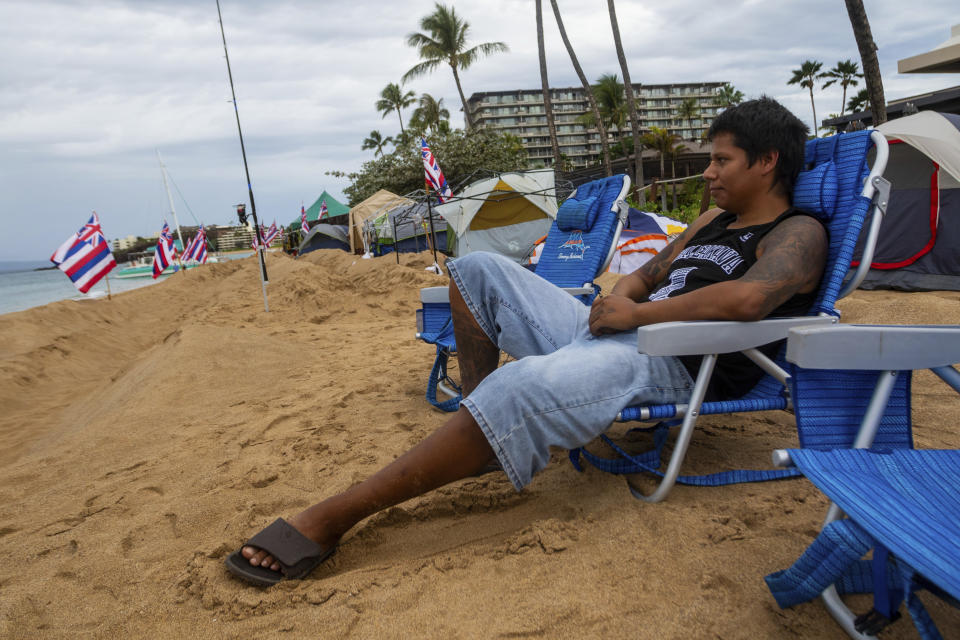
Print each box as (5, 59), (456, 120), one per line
(758, 149), (780, 177)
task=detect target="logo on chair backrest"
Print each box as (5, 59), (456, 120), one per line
(558, 230), (589, 260)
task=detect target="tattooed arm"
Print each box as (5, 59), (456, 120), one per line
(589, 215), (827, 335)
(610, 209), (721, 301)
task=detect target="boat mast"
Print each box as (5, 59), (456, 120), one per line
(157, 149), (186, 260)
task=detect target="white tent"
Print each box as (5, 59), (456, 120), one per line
(876, 111), (960, 182)
(434, 169), (558, 262)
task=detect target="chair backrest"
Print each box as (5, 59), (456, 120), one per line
(797, 131), (876, 317)
(738, 131), (884, 406)
(533, 174), (629, 297)
(787, 132), (914, 450)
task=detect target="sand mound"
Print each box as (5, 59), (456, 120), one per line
(0, 250), (957, 639)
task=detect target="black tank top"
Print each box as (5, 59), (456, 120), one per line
(648, 208), (821, 400)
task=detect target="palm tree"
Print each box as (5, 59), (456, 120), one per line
(361, 130), (393, 157)
(640, 127), (679, 179)
(404, 3), (508, 131)
(608, 0), (644, 203)
(716, 83), (744, 109)
(788, 60), (826, 136)
(549, 0), (611, 176)
(411, 93), (451, 133)
(577, 74), (626, 135)
(821, 59), (863, 115)
(843, 0), (886, 124)
(846, 88), (870, 114)
(676, 97), (699, 141)
(669, 142), (689, 179)
(536, 0), (562, 170)
(376, 83), (416, 135)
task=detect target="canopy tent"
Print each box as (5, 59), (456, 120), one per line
(298, 223), (350, 255)
(853, 112), (960, 291)
(435, 169), (558, 262)
(347, 189), (412, 254)
(366, 201), (449, 256)
(302, 191), (349, 226)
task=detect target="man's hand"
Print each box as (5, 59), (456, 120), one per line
(589, 294), (640, 335)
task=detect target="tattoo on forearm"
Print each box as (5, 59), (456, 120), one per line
(635, 227), (692, 291)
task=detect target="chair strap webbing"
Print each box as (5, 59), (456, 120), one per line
(425, 347), (461, 412)
(569, 423), (801, 486)
(765, 520), (949, 640)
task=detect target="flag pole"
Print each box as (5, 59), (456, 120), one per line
(216, 0), (269, 313)
(105, 273), (112, 300)
(425, 195), (439, 269)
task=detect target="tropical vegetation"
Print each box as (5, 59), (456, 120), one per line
(376, 83), (416, 135)
(715, 83), (744, 109)
(788, 60), (826, 136)
(403, 3), (508, 131)
(821, 59), (863, 116)
(361, 130), (393, 157)
(330, 128), (527, 205)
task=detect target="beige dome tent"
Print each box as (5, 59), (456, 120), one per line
(434, 170), (558, 262)
(347, 190), (412, 254)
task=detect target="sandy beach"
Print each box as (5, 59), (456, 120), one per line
(1, 250), (958, 639)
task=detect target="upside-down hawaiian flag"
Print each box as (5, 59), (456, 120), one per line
(183, 226), (208, 264)
(300, 204), (309, 234)
(319, 200), (328, 221)
(50, 212), (117, 294)
(181, 233), (198, 263)
(262, 220), (279, 247)
(420, 137), (453, 204)
(191, 226), (208, 264)
(152, 221), (177, 279)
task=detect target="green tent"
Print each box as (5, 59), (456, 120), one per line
(302, 191), (349, 224)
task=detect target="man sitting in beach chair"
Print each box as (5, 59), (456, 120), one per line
(226, 97), (829, 586)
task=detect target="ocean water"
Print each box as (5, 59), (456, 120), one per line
(0, 254), (253, 316)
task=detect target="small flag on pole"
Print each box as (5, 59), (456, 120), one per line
(319, 200), (328, 220)
(421, 137), (453, 204)
(262, 221), (279, 247)
(50, 212), (117, 293)
(183, 226), (208, 264)
(300, 204), (309, 234)
(152, 221), (177, 279)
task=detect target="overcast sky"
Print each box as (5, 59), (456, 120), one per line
(1, 0), (956, 261)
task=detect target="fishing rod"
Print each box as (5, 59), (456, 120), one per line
(216, 0), (269, 312)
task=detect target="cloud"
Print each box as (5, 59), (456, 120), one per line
(0, 0), (956, 260)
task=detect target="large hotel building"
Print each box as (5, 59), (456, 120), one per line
(467, 82), (726, 169)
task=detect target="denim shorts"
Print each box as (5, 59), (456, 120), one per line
(447, 251), (694, 490)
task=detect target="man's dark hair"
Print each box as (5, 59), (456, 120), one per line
(707, 96), (809, 197)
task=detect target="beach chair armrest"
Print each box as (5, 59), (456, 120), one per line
(636, 316), (838, 356)
(786, 324), (960, 371)
(561, 286), (594, 297)
(420, 286), (449, 304)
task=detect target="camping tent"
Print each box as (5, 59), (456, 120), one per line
(853, 111), (960, 291)
(435, 169), (558, 262)
(366, 201), (449, 255)
(298, 223), (350, 255)
(302, 191), (349, 226)
(347, 190), (412, 254)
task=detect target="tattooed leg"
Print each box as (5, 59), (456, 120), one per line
(449, 279), (500, 397)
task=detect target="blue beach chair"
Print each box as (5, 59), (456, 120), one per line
(416, 174), (631, 411)
(766, 323), (960, 639)
(570, 129), (894, 502)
